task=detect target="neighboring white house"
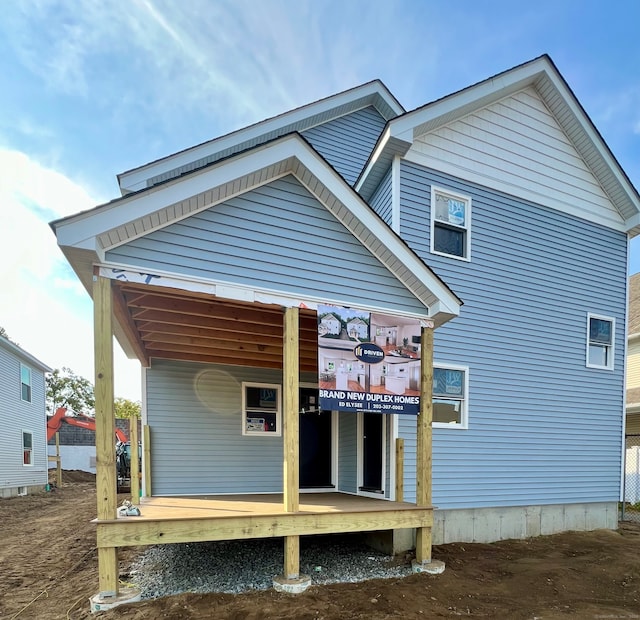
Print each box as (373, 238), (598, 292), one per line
(0, 336), (51, 498)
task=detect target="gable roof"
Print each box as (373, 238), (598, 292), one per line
(356, 55), (640, 237)
(118, 80), (404, 195)
(0, 336), (52, 373)
(52, 132), (462, 329)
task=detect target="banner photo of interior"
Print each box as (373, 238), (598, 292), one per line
(317, 303), (421, 415)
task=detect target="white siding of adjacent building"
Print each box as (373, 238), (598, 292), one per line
(0, 344), (48, 493)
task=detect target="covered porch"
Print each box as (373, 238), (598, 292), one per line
(91, 272), (440, 602)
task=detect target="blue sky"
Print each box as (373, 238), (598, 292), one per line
(1, 0), (639, 401)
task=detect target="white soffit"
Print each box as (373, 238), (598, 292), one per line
(358, 56), (640, 234)
(53, 134), (462, 324)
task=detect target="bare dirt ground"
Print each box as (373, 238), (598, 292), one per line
(1, 473), (640, 619)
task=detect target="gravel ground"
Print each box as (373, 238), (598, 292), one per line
(128, 535), (414, 599)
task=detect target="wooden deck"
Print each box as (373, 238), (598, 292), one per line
(96, 493), (433, 549)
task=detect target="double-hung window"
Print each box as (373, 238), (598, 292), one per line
(430, 187), (471, 260)
(20, 364), (32, 403)
(586, 314), (614, 370)
(433, 364), (468, 428)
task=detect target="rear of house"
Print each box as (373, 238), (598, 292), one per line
(50, 54), (640, 608)
(0, 337), (51, 498)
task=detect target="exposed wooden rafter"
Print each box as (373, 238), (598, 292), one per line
(113, 281), (319, 371)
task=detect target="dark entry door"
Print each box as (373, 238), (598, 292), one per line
(299, 388), (333, 488)
(361, 412), (383, 492)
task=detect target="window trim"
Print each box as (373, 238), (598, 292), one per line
(22, 430), (33, 466)
(241, 382), (282, 437)
(432, 362), (469, 429)
(586, 313), (615, 370)
(20, 363), (32, 403)
(430, 186), (472, 262)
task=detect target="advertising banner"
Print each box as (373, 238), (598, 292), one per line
(317, 303), (424, 415)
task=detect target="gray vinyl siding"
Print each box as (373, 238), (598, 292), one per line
(0, 345), (48, 490)
(147, 359), (318, 495)
(301, 106), (386, 186)
(398, 160), (627, 510)
(338, 412), (357, 492)
(107, 175), (426, 316)
(369, 168), (393, 225)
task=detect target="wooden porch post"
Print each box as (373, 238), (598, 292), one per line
(282, 306), (300, 580)
(93, 274), (119, 598)
(415, 325), (433, 565)
(130, 417), (139, 505)
(273, 306), (310, 592)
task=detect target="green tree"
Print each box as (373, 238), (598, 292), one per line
(114, 397), (141, 419)
(46, 367), (95, 415)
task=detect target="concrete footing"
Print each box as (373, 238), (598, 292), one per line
(90, 587), (141, 613)
(412, 559), (446, 575)
(273, 574), (312, 594)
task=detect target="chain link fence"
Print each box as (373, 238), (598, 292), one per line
(621, 434), (640, 523)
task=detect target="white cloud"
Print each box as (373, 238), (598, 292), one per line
(0, 148), (141, 401)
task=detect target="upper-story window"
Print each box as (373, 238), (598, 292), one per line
(20, 364), (32, 402)
(586, 314), (615, 370)
(430, 186), (471, 261)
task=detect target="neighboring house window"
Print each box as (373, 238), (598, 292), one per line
(242, 383), (281, 436)
(430, 186), (471, 260)
(433, 364), (468, 428)
(23, 431), (33, 465)
(587, 314), (615, 370)
(20, 364), (32, 402)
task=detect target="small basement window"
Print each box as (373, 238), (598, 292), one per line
(433, 365), (468, 429)
(23, 431), (33, 466)
(242, 383), (281, 436)
(430, 186), (471, 260)
(20, 364), (32, 402)
(587, 314), (614, 370)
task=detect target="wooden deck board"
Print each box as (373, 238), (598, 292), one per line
(95, 493), (433, 548)
(101, 492), (426, 522)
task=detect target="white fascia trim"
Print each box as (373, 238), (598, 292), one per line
(55, 138), (302, 250)
(59, 134), (459, 319)
(391, 155), (401, 234)
(387, 57), (640, 227)
(355, 127), (392, 193)
(119, 82), (404, 193)
(0, 338), (52, 373)
(390, 62), (548, 143)
(404, 150), (628, 233)
(540, 69), (640, 220)
(293, 141), (461, 317)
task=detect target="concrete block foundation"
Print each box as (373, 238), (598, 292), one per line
(379, 502), (618, 553)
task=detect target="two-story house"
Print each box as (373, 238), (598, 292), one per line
(0, 336), (51, 498)
(51, 54), (640, 608)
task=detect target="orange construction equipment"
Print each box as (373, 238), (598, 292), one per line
(46, 407), (128, 443)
